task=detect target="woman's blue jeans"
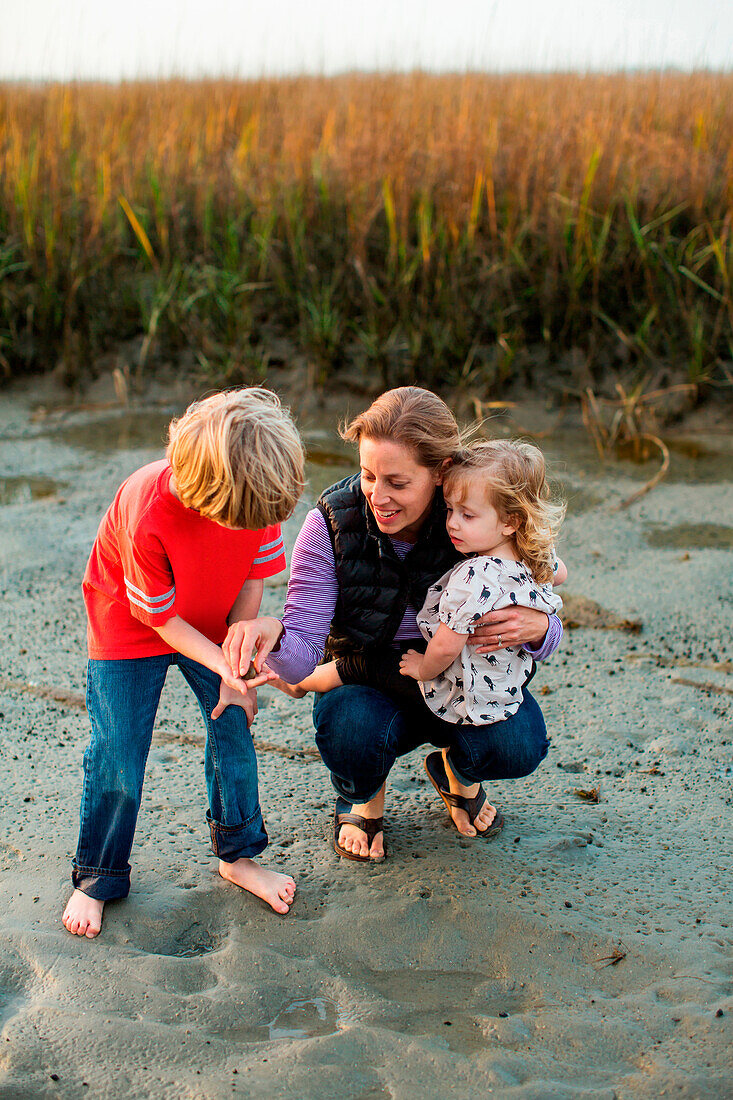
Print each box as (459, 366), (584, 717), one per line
(72, 655), (267, 901)
(313, 685), (549, 804)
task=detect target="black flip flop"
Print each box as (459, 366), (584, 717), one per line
(333, 797), (385, 862)
(424, 752), (504, 839)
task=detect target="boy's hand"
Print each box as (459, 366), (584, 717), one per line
(399, 649), (424, 680)
(222, 616), (284, 679)
(212, 683), (258, 724)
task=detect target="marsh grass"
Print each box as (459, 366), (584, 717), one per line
(1, 73), (732, 398)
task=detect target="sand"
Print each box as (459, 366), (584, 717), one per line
(0, 378), (732, 1099)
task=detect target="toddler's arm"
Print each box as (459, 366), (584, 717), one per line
(271, 660), (344, 700)
(400, 623), (468, 681)
(554, 557), (568, 585)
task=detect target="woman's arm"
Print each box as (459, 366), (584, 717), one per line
(400, 623), (467, 681)
(222, 510), (339, 683)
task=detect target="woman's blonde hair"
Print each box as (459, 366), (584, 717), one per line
(166, 388), (305, 529)
(340, 386), (462, 472)
(443, 440), (565, 584)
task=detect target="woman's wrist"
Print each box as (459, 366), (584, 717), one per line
(526, 612), (550, 648)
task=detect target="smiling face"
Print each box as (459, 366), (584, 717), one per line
(444, 477), (519, 558)
(359, 437), (443, 542)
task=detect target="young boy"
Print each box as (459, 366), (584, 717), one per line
(62, 388), (305, 938)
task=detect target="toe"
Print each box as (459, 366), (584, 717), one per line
(452, 809), (475, 836)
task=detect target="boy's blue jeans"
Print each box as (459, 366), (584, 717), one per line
(313, 685), (549, 804)
(72, 655), (267, 901)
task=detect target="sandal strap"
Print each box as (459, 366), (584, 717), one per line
(335, 812), (384, 842)
(439, 785), (487, 820)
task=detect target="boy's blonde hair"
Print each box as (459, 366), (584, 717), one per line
(166, 388), (305, 529)
(340, 386), (462, 472)
(443, 440), (565, 585)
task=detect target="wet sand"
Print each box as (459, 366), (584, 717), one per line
(1, 379), (732, 1099)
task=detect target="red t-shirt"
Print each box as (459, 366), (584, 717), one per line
(83, 459), (286, 660)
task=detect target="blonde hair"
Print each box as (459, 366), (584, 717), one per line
(166, 388), (305, 529)
(443, 440), (565, 584)
(340, 386), (462, 472)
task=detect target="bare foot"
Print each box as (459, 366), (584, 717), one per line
(62, 889), (105, 938)
(337, 783), (385, 860)
(269, 675), (307, 700)
(218, 858), (296, 914)
(441, 749), (498, 837)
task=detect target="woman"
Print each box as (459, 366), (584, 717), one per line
(223, 388), (563, 862)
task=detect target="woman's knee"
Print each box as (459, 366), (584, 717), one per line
(313, 684), (406, 788)
(454, 696), (550, 782)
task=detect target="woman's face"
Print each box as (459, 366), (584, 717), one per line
(359, 437), (442, 542)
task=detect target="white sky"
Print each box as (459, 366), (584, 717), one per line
(1, 0), (731, 81)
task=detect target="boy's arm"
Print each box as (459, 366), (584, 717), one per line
(400, 623), (468, 681)
(228, 578), (265, 625)
(154, 616), (270, 693)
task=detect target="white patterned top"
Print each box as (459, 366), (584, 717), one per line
(416, 555), (563, 725)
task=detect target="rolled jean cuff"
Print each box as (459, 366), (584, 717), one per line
(329, 772), (384, 807)
(71, 861), (131, 902)
(207, 809), (268, 862)
(444, 751), (480, 787)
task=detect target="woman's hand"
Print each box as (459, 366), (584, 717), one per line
(222, 616), (284, 679)
(470, 607), (549, 653)
(399, 649), (425, 680)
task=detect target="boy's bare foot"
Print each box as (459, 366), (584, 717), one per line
(337, 783), (385, 860)
(218, 858), (296, 914)
(441, 749), (498, 837)
(269, 675), (307, 700)
(62, 889), (105, 938)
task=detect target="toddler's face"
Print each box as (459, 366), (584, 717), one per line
(444, 482), (517, 557)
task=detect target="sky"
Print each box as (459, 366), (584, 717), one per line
(1, 0), (732, 81)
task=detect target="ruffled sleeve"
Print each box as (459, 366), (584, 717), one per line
(437, 559), (497, 634)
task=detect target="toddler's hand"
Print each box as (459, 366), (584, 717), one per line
(399, 650), (424, 680)
(269, 675), (308, 700)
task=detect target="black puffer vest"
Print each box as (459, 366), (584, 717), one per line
(317, 473), (461, 658)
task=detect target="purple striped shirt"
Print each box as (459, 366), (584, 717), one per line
(266, 509), (563, 683)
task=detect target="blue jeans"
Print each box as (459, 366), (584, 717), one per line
(313, 685), (549, 803)
(72, 655), (267, 901)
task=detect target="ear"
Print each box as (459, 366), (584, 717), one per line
(435, 458), (452, 485)
(502, 513), (521, 535)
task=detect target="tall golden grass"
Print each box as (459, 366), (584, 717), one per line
(1, 73), (731, 392)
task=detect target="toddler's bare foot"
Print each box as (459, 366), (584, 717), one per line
(269, 675), (307, 700)
(218, 858), (296, 914)
(441, 748), (498, 837)
(62, 889), (105, 938)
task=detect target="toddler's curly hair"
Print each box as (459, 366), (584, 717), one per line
(442, 439), (564, 584)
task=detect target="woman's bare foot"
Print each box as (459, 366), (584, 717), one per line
(269, 675), (307, 700)
(218, 858), (296, 914)
(337, 783), (385, 860)
(441, 749), (498, 837)
(62, 890), (105, 938)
